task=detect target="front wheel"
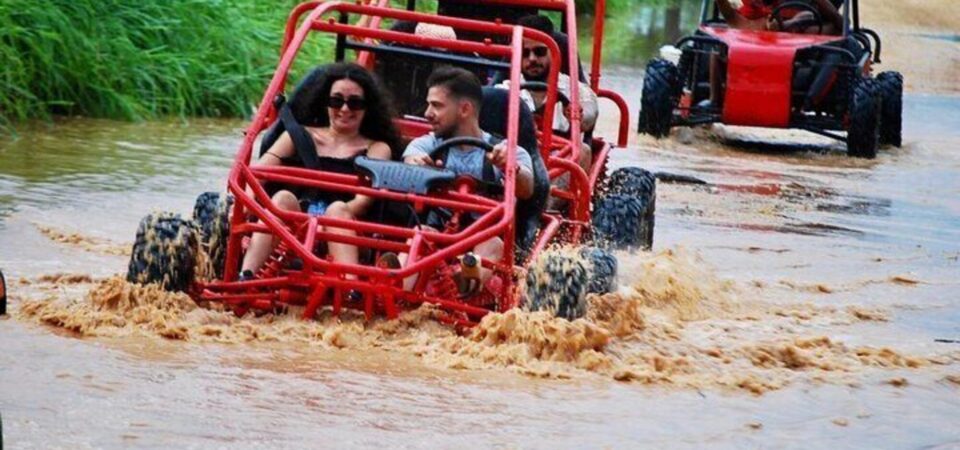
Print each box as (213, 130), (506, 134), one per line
(193, 192), (233, 279)
(126, 213), (199, 292)
(523, 248), (589, 320)
(638, 59), (681, 137)
(580, 246), (618, 295)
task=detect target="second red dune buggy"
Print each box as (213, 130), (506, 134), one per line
(125, 0), (653, 327)
(639, 0), (903, 159)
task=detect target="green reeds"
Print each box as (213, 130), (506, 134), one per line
(0, 0), (332, 130)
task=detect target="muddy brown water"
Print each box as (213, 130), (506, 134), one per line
(2, 61), (960, 450)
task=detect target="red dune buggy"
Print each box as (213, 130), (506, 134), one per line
(126, 0), (654, 327)
(639, 0), (903, 158)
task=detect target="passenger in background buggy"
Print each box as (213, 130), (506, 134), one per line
(716, 0), (843, 35)
(240, 63), (400, 280)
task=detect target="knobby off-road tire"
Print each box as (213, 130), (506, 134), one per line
(638, 58), (681, 137)
(592, 167), (657, 250)
(876, 71), (903, 148)
(524, 249), (589, 320)
(847, 77), (881, 159)
(193, 191), (233, 279)
(580, 246), (618, 295)
(126, 213), (199, 292)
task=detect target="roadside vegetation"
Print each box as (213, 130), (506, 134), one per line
(0, 0), (676, 133)
(0, 0), (331, 132)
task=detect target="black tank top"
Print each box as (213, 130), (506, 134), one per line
(267, 149), (368, 207)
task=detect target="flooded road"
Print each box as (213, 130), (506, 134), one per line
(3, 6), (960, 448)
(2, 82), (959, 447)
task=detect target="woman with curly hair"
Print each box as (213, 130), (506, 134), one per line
(241, 63), (400, 279)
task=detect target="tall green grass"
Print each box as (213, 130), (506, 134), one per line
(0, 0), (332, 131)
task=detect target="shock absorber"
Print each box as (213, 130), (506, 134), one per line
(256, 241), (291, 280)
(429, 261), (460, 301)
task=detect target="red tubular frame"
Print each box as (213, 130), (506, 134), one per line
(194, 0), (632, 327)
(206, 1), (573, 325)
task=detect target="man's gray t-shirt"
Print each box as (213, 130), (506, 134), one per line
(402, 132), (533, 182)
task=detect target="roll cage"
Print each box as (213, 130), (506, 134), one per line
(206, 1), (577, 326)
(384, 0), (632, 147)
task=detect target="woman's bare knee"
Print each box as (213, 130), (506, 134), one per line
(475, 237), (504, 262)
(324, 201), (354, 220)
(272, 190), (299, 211)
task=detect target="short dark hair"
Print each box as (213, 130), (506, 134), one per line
(517, 14), (554, 36)
(426, 66), (483, 110)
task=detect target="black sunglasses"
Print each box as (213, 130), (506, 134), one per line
(522, 46), (549, 58)
(328, 95), (367, 111)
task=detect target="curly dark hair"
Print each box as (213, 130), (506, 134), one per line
(289, 63), (402, 159)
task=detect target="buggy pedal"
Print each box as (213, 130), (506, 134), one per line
(456, 253), (483, 297)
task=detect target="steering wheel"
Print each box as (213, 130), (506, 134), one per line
(770, 1), (823, 34)
(426, 136), (504, 195)
(519, 81), (571, 109)
(427, 136), (495, 160)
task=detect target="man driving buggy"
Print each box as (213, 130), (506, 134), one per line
(401, 66), (535, 287)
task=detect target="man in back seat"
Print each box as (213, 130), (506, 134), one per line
(513, 14), (598, 138)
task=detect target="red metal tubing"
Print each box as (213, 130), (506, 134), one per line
(561, 0), (582, 163)
(314, 22), (511, 58)
(217, 2), (574, 318)
(588, 142), (613, 191)
(231, 176), (510, 279)
(231, 191), (505, 249)
(309, 231), (409, 253)
(530, 214), (562, 258)
(199, 291), (283, 303)
(547, 157), (590, 223)
(431, 0), (572, 8)
(283, 2), (323, 57)
(203, 276), (298, 291)
(597, 88), (630, 147)
(591, 0), (607, 92)
(398, 292), (492, 318)
(249, 170), (495, 214)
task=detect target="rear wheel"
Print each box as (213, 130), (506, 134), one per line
(847, 77), (881, 159)
(638, 59), (680, 137)
(593, 167), (656, 250)
(877, 71), (903, 148)
(523, 249), (589, 320)
(126, 213), (199, 292)
(193, 192), (233, 279)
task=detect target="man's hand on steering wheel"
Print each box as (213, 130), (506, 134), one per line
(487, 142), (512, 171)
(406, 153), (443, 168)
